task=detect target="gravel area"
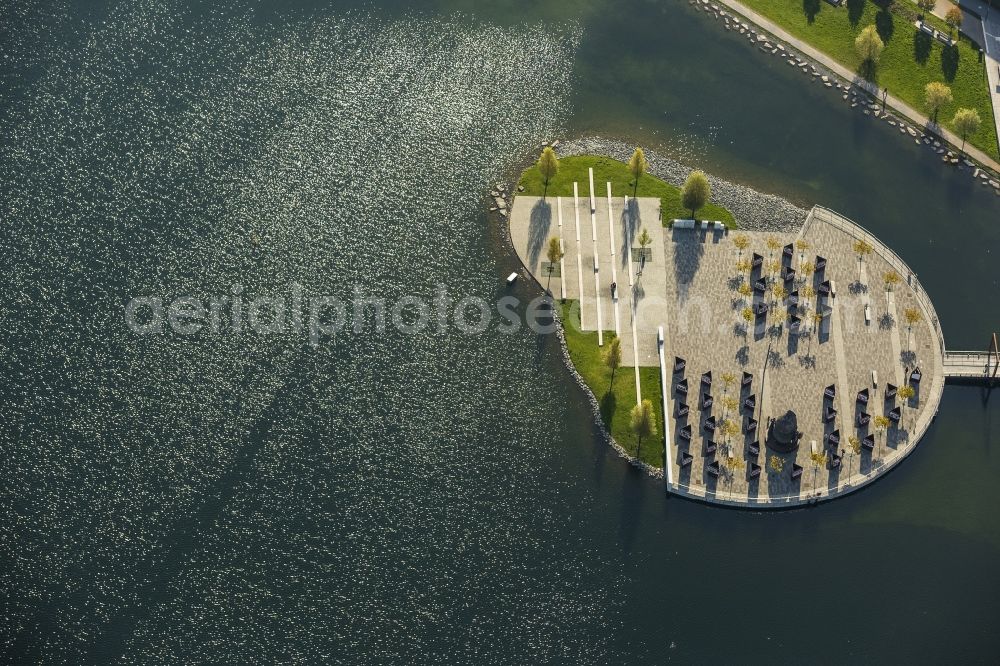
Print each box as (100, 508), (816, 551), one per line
(556, 136), (807, 232)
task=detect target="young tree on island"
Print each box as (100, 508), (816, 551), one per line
(853, 239), (873, 277)
(924, 82), (953, 124)
(637, 227), (652, 262)
(903, 307), (922, 349)
(736, 259), (752, 276)
(628, 147), (649, 196)
(537, 146), (559, 199)
(855, 25), (884, 77)
(898, 385), (916, 427)
(944, 5), (962, 34)
(630, 399), (656, 457)
(738, 282), (753, 303)
(603, 337), (622, 393)
(874, 414), (891, 459)
(681, 170), (711, 220)
(733, 234), (750, 259)
(795, 238), (811, 262)
(847, 434), (862, 479)
(545, 236), (564, 292)
(883, 270), (900, 292)
(742, 306), (754, 330)
(952, 108), (981, 154)
(809, 450), (828, 491)
(768, 455), (784, 475)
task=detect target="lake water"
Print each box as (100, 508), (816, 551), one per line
(2, 0), (998, 662)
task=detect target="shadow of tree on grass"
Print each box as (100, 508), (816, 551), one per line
(914, 29), (932, 64)
(941, 43), (959, 82)
(803, 0), (821, 24)
(847, 0), (865, 26)
(875, 8), (894, 42)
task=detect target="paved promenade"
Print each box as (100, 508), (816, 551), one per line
(508, 191), (667, 370)
(715, 0), (1000, 172)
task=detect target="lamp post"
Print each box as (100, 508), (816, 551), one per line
(881, 87), (888, 115)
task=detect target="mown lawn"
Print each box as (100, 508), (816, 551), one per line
(518, 154), (736, 227)
(739, 0), (999, 159)
(558, 300), (665, 469)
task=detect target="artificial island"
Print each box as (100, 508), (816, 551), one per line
(504, 148), (997, 508)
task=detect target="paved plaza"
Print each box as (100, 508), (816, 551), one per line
(510, 180), (945, 506)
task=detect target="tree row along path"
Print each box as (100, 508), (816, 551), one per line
(715, 0), (1000, 174)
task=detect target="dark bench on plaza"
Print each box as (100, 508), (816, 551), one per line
(824, 406), (837, 422)
(885, 383), (897, 400)
(829, 452), (842, 469)
(862, 434), (875, 450)
(676, 378), (688, 396)
(824, 384), (836, 400)
(857, 388), (869, 405)
(755, 302), (769, 316)
(752, 252), (763, 269)
(782, 267), (796, 283)
(747, 440), (760, 457)
(788, 290), (799, 306)
(701, 392), (714, 410)
(706, 460), (721, 476)
(783, 243), (793, 260)
(742, 371), (753, 388)
(679, 451), (694, 467)
(748, 461), (762, 479)
(673, 356), (686, 374)
(745, 416), (758, 434)
(857, 411), (870, 427)
(754, 278), (767, 293)
(826, 429), (840, 447)
(704, 415), (717, 432)
(910, 367), (922, 384)
(676, 401), (689, 418)
(819, 280), (832, 296)
(701, 371), (712, 389)
(791, 464), (803, 480)
(743, 394), (756, 411)
(679, 424), (692, 441)
(704, 440), (718, 456)
(815, 256), (827, 273)
(889, 406), (901, 423)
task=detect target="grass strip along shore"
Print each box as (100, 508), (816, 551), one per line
(518, 155), (737, 227)
(738, 0), (999, 159)
(558, 300), (667, 470)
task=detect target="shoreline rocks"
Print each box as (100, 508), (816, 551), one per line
(555, 136), (807, 232)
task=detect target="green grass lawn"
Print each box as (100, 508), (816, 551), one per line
(518, 154), (736, 227)
(558, 300), (665, 469)
(739, 0), (999, 160)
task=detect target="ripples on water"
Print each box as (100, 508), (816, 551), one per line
(0, 1), (629, 661)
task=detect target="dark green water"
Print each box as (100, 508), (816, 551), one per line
(1, 0), (998, 662)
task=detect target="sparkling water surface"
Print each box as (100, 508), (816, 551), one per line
(2, 0), (999, 662)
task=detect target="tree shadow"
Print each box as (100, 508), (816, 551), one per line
(847, 0), (865, 26)
(914, 30), (932, 65)
(670, 228), (705, 301)
(941, 44), (959, 82)
(600, 385), (617, 428)
(878, 312), (895, 330)
(804, 0), (821, 24)
(527, 199), (552, 269)
(875, 8), (894, 42)
(736, 345), (750, 366)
